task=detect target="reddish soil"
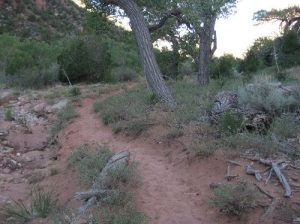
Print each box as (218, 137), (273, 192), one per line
(49, 97), (263, 224)
(2, 87), (299, 223)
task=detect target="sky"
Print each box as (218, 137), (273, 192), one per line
(74, 0), (300, 58)
(215, 0), (300, 57)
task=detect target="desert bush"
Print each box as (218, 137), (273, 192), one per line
(112, 66), (137, 82)
(68, 86), (81, 97)
(50, 104), (78, 136)
(269, 114), (300, 140)
(1, 187), (57, 223)
(104, 162), (141, 189)
(209, 182), (258, 216)
(238, 83), (299, 115)
(179, 59), (196, 77)
(189, 140), (217, 157)
(57, 35), (112, 84)
(4, 108), (13, 121)
(68, 144), (113, 184)
(0, 34), (60, 88)
(224, 132), (280, 156)
(31, 187), (56, 218)
(112, 119), (150, 137)
(218, 111), (245, 134)
(1, 199), (33, 224)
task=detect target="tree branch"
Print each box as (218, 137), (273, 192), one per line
(148, 9), (181, 32)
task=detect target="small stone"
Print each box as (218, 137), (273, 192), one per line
(0, 195), (10, 205)
(16, 153), (21, 157)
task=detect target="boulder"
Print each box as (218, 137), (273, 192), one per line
(51, 99), (69, 111)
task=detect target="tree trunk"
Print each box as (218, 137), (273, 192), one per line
(100, 0), (176, 106)
(197, 17), (216, 86)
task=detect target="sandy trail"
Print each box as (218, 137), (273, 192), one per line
(57, 97), (257, 224)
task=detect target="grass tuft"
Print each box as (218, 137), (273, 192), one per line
(209, 182), (258, 216)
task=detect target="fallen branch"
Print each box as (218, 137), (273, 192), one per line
(272, 162), (292, 197)
(74, 150), (130, 216)
(225, 165), (237, 181)
(227, 160), (242, 166)
(245, 163), (262, 181)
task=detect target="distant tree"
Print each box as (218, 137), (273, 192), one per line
(182, 0), (238, 85)
(253, 6), (300, 33)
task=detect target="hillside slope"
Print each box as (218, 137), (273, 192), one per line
(0, 0), (84, 40)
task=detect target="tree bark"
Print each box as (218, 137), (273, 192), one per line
(197, 16), (216, 85)
(97, 0), (176, 106)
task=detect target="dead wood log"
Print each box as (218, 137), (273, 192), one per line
(225, 165), (237, 181)
(227, 160), (242, 166)
(245, 164), (262, 181)
(74, 150), (130, 215)
(272, 162), (292, 197)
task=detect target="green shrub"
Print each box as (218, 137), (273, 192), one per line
(104, 162), (141, 189)
(210, 54), (237, 79)
(57, 35), (112, 84)
(270, 114), (299, 140)
(1, 199), (33, 224)
(68, 144), (113, 184)
(225, 132), (280, 156)
(31, 188), (56, 218)
(4, 108), (13, 121)
(278, 31), (300, 68)
(189, 140), (217, 157)
(238, 83), (299, 115)
(0, 34), (61, 88)
(1, 188), (57, 223)
(68, 86), (81, 97)
(110, 207), (147, 224)
(218, 111), (245, 134)
(209, 183), (258, 216)
(112, 67), (137, 82)
(50, 104), (78, 136)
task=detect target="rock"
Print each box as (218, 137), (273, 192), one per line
(0, 195), (10, 205)
(0, 90), (17, 105)
(3, 157), (21, 170)
(33, 102), (47, 113)
(0, 146), (14, 154)
(51, 99), (69, 111)
(294, 160), (300, 167)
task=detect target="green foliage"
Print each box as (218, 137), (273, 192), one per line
(112, 119), (150, 137)
(4, 108), (13, 121)
(112, 67), (138, 82)
(240, 37), (275, 74)
(238, 83), (299, 115)
(104, 162), (141, 189)
(1, 187), (57, 223)
(57, 35), (112, 84)
(278, 31), (300, 68)
(209, 183), (258, 216)
(31, 188), (56, 218)
(68, 144), (113, 184)
(218, 111), (244, 134)
(0, 34), (60, 88)
(270, 114), (300, 140)
(225, 132), (280, 156)
(68, 87), (81, 97)
(189, 140), (217, 157)
(50, 104), (78, 136)
(1, 199), (33, 224)
(210, 54), (237, 79)
(110, 207), (147, 224)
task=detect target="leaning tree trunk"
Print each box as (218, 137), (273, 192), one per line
(100, 0), (176, 106)
(197, 17), (216, 86)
